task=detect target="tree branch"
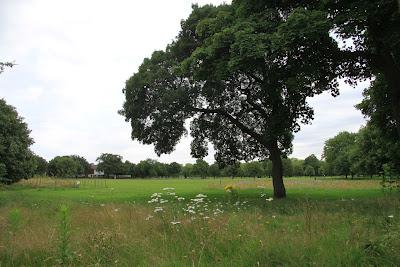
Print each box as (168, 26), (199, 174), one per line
(190, 106), (265, 144)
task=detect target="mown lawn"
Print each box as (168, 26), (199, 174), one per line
(0, 177), (399, 266)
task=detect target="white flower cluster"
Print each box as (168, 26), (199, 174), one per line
(154, 207), (163, 213)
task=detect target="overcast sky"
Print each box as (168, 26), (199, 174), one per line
(0, 0), (368, 164)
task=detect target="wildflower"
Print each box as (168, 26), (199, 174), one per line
(100, 204), (105, 207)
(196, 194), (207, 198)
(272, 215), (276, 218)
(224, 185), (234, 192)
(114, 208), (119, 212)
(388, 215), (394, 218)
(177, 197), (185, 201)
(203, 216), (210, 219)
(154, 207), (163, 213)
(145, 215), (154, 220)
(171, 221), (181, 225)
(257, 185), (265, 189)
(160, 199), (168, 204)
(191, 198), (204, 203)
(266, 197), (273, 202)
(167, 192), (176, 196)
(162, 187), (175, 191)
(76, 181), (80, 185)
(151, 193), (162, 198)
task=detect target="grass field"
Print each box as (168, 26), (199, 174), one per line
(1, 177), (399, 266)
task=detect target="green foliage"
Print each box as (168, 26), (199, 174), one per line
(241, 161), (264, 177)
(48, 156), (84, 177)
(168, 162), (182, 177)
(323, 0), (400, 135)
(181, 163), (193, 178)
(221, 162), (240, 178)
(192, 159), (209, 178)
(0, 163), (6, 179)
(291, 158), (304, 176)
(120, 1), (344, 198)
(304, 154), (321, 176)
(33, 155), (48, 176)
(8, 208), (22, 235)
(208, 163), (221, 177)
(323, 132), (357, 177)
(70, 155), (90, 176)
(0, 98), (35, 183)
(282, 158), (294, 177)
(1, 178), (399, 266)
(304, 165), (315, 177)
(58, 205), (71, 265)
(96, 153), (125, 177)
(224, 184), (239, 203)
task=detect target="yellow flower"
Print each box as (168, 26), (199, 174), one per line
(224, 185), (234, 192)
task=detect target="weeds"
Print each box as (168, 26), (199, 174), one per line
(58, 205), (72, 265)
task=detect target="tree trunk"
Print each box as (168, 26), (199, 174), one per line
(383, 56), (400, 139)
(269, 141), (286, 198)
(374, 52), (400, 139)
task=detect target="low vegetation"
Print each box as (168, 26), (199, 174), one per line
(1, 177), (399, 266)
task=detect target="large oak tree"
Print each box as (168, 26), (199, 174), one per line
(120, 2), (342, 198)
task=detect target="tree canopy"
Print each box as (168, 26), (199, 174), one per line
(96, 153), (125, 177)
(120, 2), (343, 198)
(0, 99), (36, 183)
(48, 155), (90, 178)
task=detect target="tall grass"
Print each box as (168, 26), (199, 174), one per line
(0, 178), (399, 266)
(58, 205), (71, 265)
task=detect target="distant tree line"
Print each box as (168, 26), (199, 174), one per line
(35, 119), (400, 180)
(34, 153), (327, 179)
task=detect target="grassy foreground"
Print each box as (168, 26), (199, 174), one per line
(0, 177), (399, 266)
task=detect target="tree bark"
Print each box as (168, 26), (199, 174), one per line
(268, 141), (286, 198)
(380, 53), (400, 139)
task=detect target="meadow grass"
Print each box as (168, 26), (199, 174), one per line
(0, 177), (399, 266)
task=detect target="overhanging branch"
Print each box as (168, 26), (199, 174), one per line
(190, 106), (265, 144)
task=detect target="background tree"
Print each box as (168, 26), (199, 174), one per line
(304, 154), (321, 176)
(96, 153), (125, 178)
(322, 0), (400, 137)
(291, 158), (304, 176)
(355, 75), (400, 175)
(33, 155), (48, 176)
(0, 99), (36, 183)
(282, 158), (294, 177)
(168, 162), (182, 177)
(181, 163), (194, 179)
(124, 161), (136, 177)
(221, 163), (241, 178)
(0, 163), (7, 179)
(241, 161), (264, 177)
(192, 159), (209, 178)
(261, 160), (272, 178)
(70, 155), (91, 177)
(208, 163), (221, 178)
(323, 132), (357, 178)
(48, 156), (80, 177)
(120, 3), (342, 198)
(304, 165), (315, 177)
